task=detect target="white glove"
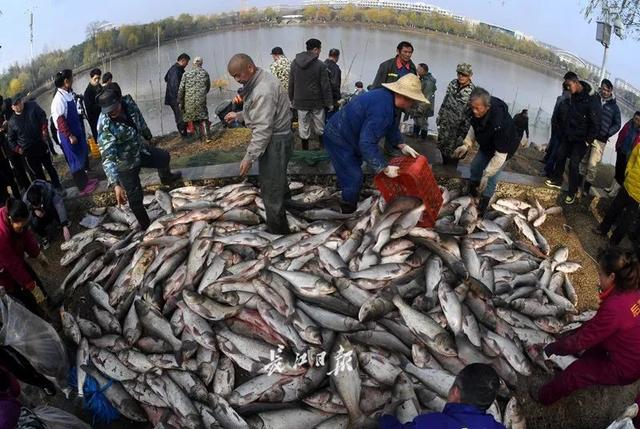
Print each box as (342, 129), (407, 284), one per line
(453, 145), (469, 159)
(400, 144), (419, 158)
(383, 166), (400, 178)
(521, 137), (529, 148)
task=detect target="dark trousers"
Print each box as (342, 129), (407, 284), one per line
(0, 157), (19, 199)
(169, 103), (185, 134)
(7, 153), (30, 191)
(31, 210), (58, 238)
(614, 150), (628, 186)
(71, 169), (89, 190)
(551, 140), (589, 195)
(119, 146), (171, 230)
(544, 133), (561, 176)
(23, 144), (61, 189)
(600, 186), (639, 245)
(539, 347), (640, 406)
(259, 133), (293, 234)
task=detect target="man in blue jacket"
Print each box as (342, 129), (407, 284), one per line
(324, 73), (425, 213)
(379, 363), (507, 429)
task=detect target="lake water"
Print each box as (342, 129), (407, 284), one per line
(38, 24), (627, 164)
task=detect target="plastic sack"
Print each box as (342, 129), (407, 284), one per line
(0, 294), (69, 388)
(33, 405), (91, 429)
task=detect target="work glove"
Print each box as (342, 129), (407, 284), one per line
(400, 144), (419, 158)
(383, 166), (400, 178)
(520, 137), (529, 148)
(30, 285), (47, 306)
(452, 144), (469, 159)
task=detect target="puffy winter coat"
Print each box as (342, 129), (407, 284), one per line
(559, 81), (602, 144)
(288, 51), (333, 111)
(597, 95), (621, 142)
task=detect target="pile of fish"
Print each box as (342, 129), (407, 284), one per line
(58, 181), (594, 429)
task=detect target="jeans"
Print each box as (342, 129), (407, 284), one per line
(469, 150), (505, 199)
(23, 144), (61, 189)
(259, 132), (293, 234)
(118, 145), (171, 230)
(551, 140), (590, 195)
(600, 186), (639, 245)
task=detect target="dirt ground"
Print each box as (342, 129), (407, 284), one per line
(30, 129), (635, 429)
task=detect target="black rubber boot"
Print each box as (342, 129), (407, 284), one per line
(301, 139), (309, 150)
(340, 200), (357, 214)
(469, 181), (480, 198)
(583, 181), (592, 194)
(159, 170), (183, 186)
(479, 196), (491, 214)
(317, 135), (324, 151)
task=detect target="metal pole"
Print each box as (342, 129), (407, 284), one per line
(599, 44), (608, 83)
(158, 27), (164, 135)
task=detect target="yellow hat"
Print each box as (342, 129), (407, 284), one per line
(382, 74), (429, 104)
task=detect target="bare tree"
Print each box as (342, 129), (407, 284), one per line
(584, 0), (640, 38)
(86, 20), (109, 41)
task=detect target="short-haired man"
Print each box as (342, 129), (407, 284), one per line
(97, 87), (182, 230)
(101, 72), (113, 87)
(83, 67), (102, 139)
(372, 41), (417, 88)
(453, 87), (519, 211)
(409, 62), (437, 139)
(513, 108), (529, 144)
(325, 48), (342, 118)
(580, 78), (621, 194)
(269, 47), (291, 92)
(289, 38), (333, 150)
(225, 54), (293, 234)
(545, 72), (602, 204)
(379, 363), (507, 428)
(164, 53), (191, 137)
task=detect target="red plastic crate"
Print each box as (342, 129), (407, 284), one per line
(374, 155), (443, 227)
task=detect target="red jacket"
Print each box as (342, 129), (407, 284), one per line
(0, 207), (39, 293)
(615, 121), (640, 152)
(553, 288), (640, 379)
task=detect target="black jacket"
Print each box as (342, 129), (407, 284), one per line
(470, 96), (519, 157)
(7, 101), (47, 152)
(324, 58), (342, 106)
(83, 83), (102, 135)
(597, 96), (621, 142)
(371, 56), (417, 89)
(288, 51), (333, 111)
(164, 63), (186, 106)
(560, 81), (602, 144)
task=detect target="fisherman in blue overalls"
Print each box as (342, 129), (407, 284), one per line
(323, 73), (424, 213)
(50, 69), (98, 196)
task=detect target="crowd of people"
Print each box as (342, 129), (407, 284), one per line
(1, 31), (640, 429)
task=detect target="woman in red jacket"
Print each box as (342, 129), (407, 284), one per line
(534, 247), (640, 416)
(0, 198), (48, 318)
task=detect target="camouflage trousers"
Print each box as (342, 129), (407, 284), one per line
(437, 120), (470, 158)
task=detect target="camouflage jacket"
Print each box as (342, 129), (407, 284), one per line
(437, 79), (475, 126)
(269, 56), (291, 92)
(97, 94), (152, 186)
(178, 66), (211, 122)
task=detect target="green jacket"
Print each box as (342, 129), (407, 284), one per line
(97, 94), (152, 186)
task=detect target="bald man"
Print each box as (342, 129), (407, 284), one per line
(225, 54), (293, 234)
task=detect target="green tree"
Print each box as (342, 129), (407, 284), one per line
(264, 7), (278, 22)
(339, 4), (358, 22)
(317, 5), (332, 21)
(303, 6), (318, 21)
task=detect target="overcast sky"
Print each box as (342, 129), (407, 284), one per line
(1, 0), (638, 87)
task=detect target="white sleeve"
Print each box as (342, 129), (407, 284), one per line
(50, 93), (67, 124)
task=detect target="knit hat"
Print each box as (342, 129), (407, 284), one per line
(382, 74), (429, 104)
(456, 63), (473, 76)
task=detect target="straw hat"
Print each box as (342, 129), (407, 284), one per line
(382, 74), (429, 104)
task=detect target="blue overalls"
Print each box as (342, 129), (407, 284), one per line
(57, 91), (88, 175)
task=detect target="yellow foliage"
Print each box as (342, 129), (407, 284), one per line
(8, 78), (24, 97)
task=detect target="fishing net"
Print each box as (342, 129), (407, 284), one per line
(291, 150), (331, 166)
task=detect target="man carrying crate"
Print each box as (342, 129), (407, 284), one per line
(453, 87), (519, 212)
(324, 73), (426, 213)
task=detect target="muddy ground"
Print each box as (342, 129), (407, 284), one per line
(28, 129), (634, 428)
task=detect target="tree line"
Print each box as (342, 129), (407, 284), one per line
(304, 4), (640, 110)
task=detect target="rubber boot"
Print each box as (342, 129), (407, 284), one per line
(301, 138), (309, 150)
(479, 196), (491, 214)
(340, 200), (357, 214)
(317, 134), (324, 151)
(469, 181), (480, 198)
(583, 181), (592, 195)
(159, 169), (183, 186)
